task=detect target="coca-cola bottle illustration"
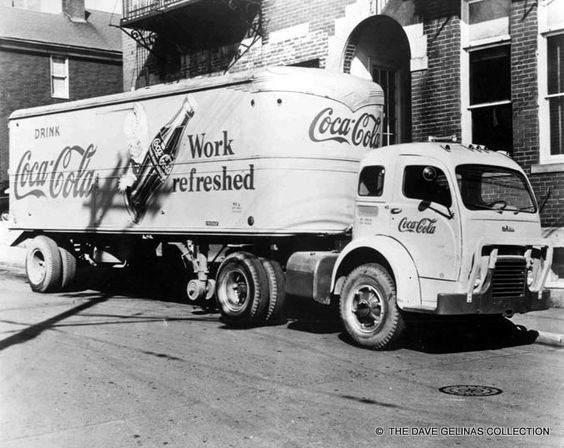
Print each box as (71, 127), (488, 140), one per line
(125, 95), (195, 222)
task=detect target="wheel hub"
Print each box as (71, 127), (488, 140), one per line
(352, 286), (384, 330)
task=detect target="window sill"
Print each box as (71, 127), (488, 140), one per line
(531, 163), (564, 174)
(463, 34), (511, 51)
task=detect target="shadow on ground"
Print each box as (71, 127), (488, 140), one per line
(13, 263), (540, 354)
(400, 314), (539, 354)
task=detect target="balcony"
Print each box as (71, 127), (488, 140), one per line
(121, 0), (261, 50)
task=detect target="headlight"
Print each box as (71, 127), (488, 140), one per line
(527, 268), (534, 287)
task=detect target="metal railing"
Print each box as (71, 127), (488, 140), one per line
(122, 0), (184, 21)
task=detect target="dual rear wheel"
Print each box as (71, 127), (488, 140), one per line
(26, 235), (77, 293)
(215, 251), (286, 325)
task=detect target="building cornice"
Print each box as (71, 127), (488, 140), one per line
(0, 36), (122, 63)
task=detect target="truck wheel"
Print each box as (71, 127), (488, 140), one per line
(216, 252), (269, 324)
(59, 246), (77, 290)
(261, 258), (286, 322)
(340, 263), (404, 350)
(26, 235), (62, 293)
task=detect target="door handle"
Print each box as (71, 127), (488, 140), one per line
(391, 208), (402, 214)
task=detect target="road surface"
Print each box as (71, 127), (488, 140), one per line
(0, 267), (562, 448)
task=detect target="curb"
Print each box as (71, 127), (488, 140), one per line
(535, 331), (564, 348)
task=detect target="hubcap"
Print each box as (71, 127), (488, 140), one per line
(28, 249), (47, 285)
(221, 268), (250, 314)
(350, 284), (386, 333)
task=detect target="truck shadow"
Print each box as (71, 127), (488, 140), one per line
(64, 270), (540, 353)
(286, 303), (539, 353)
(398, 314), (539, 354)
(70, 263), (193, 305)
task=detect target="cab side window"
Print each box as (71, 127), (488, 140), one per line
(403, 165), (452, 207)
(358, 166), (385, 197)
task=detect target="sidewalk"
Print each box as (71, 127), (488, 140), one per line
(511, 308), (564, 347)
(0, 221), (563, 348)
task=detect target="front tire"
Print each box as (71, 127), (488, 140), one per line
(340, 263), (404, 350)
(26, 235), (62, 293)
(215, 252), (269, 324)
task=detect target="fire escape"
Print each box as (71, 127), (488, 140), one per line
(120, 0), (262, 79)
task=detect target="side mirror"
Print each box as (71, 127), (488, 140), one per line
(539, 187), (551, 214)
(422, 166), (437, 182)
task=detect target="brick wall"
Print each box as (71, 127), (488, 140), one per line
(123, 0), (358, 86)
(411, 0), (461, 142)
(0, 48), (122, 193)
(509, 0), (564, 228)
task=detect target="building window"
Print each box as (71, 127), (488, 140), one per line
(548, 34), (564, 156)
(51, 56), (69, 99)
(466, 0), (510, 43)
(468, 45), (512, 151)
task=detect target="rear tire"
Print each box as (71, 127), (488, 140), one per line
(340, 263), (404, 350)
(215, 252), (269, 324)
(26, 235), (62, 293)
(261, 258), (286, 322)
(59, 246), (77, 290)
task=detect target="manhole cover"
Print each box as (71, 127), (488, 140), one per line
(439, 385), (503, 397)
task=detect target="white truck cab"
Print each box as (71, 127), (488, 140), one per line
(324, 142), (552, 348)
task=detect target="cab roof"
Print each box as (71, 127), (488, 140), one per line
(361, 142), (522, 172)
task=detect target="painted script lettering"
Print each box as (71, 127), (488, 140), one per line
(309, 107), (382, 148)
(14, 145), (97, 200)
(398, 217), (437, 234)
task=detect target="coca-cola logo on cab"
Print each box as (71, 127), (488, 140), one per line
(309, 107), (382, 149)
(14, 145), (97, 200)
(398, 217), (437, 234)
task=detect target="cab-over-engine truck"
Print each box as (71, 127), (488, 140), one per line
(8, 67), (552, 349)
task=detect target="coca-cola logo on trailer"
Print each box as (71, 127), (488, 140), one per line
(309, 107), (382, 149)
(14, 145), (97, 200)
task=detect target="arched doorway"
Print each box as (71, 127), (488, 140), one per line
(343, 16), (411, 145)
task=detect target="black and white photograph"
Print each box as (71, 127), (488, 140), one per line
(0, 0), (563, 446)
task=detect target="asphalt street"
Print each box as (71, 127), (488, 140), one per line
(0, 267), (562, 448)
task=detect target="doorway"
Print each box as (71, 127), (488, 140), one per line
(344, 15), (411, 145)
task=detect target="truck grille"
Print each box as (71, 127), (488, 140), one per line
(491, 258), (526, 299)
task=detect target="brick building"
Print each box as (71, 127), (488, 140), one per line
(118, 0), (563, 286)
(0, 0), (123, 209)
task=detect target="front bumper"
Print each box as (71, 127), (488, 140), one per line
(435, 289), (550, 315)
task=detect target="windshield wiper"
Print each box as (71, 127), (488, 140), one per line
(511, 205), (535, 215)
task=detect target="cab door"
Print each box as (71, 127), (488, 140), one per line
(389, 156), (462, 281)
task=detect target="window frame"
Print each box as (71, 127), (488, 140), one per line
(50, 55), (69, 99)
(358, 165), (386, 198)
(402, 164), (453, 208)
(460, 0), (512, 150)
(455, 164), (537, 214)
(537, 0), (564, 166)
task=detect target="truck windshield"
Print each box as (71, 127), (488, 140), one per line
(455, 164), (536, 213)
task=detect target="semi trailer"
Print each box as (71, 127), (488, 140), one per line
(8, 67), (552, 349)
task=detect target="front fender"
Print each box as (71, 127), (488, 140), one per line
(331, 235), (422, 310)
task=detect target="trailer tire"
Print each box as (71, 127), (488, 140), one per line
(26, 235), (62, 293)
(59, 246), (77, 290)
(261, 258), (286, 322)
(340, 263), (404, 350)
(216, 252), (269, 324)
